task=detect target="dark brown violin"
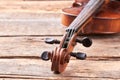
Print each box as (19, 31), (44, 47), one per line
(41, 0), (114, 74)
(62, 0), (120, 34)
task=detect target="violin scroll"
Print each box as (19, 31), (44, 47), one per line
(41, 37), (92, 74)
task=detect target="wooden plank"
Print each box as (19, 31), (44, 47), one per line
(0, 1), (72, 13)
(0, 59), (119, 79)
(0, 34), (119, 58)
(23, 0), (72, 1)
(0, 1), (73, 35)
(0, 0), (71, 1)
(0, 16), (65, 36)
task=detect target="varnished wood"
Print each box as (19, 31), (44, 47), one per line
(62, 0), (120, 34)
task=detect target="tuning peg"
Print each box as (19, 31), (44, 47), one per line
(70, 52), (87, 60)
(41, 51), (51, 61)
(76, 37), (92, 47)
(45, 38), (60, 44)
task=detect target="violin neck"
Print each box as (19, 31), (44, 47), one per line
(68, 0), (105, 32)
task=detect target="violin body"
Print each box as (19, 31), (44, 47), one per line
(62, 0), (120, 34)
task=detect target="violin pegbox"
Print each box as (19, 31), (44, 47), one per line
(41, 36), (92, 74)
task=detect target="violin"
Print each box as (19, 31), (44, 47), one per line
(41, 0), (109, 74)
(62, 0), (120, 34)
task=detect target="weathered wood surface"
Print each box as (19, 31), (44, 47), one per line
(0, 59), (120, 80)
(0, 1), (73, 36)
(0, 1), (72, 13)
(0, 35), (120, 58)
(0, 0), (120, 80)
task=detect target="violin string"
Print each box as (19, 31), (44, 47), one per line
(68, 0), (103, 45)
(67, 4), (88, 38)
(67, 1), (92, 37)
(63, 27), (75, 48)
(68, 27), (74, 42)
(74, 0), (104, 31)
(73, 0), (96, 30)
(63, 33), (68, 47)
(62, 28), (71, 47)
(69, 27), (75, 39)
(74, 2), (95, 30)
(69, 0), (103, 31)
(69, 0), (92, 29)
(67, 6), (87, 33)
(63, 0), (104, 48)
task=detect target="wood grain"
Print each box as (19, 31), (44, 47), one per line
(0, 59), (119, 80)
(0, 35), (119, 58)
(0, 17), (65, 35)
(0, 1), (72, 36)
(0, 0), (119, 79)
(0, 1), (72, 13)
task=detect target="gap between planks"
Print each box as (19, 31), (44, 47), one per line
(0, 56), (120, 61)
(0, 36), (119, 59)
(0, 59), (119, 79)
